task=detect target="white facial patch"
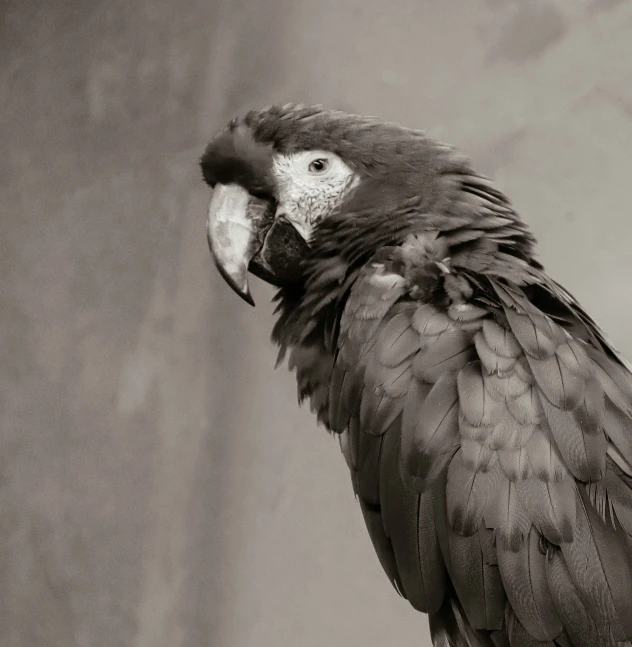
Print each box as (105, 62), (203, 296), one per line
(271, 150), (359, 241)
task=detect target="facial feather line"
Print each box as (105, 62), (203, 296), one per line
(271, 151), (360, 241)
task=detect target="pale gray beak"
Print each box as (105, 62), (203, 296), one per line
(206, 183), (274, 306)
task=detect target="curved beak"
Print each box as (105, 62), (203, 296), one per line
(207, 183), (311, 305)
(206, 183), (273, 306)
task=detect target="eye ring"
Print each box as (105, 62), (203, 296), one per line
(308, 158), (330, 174)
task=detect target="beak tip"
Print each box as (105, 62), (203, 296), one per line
(213, 260), (256, 307)
(242, 288), (256, 307)
(234, 283), (256, 306)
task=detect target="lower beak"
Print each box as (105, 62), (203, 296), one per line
(206, 183), (274, 306)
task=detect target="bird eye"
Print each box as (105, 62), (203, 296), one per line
(308, 158), (330, 173)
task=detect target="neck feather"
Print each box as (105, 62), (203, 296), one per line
(272, 169), (538, 355)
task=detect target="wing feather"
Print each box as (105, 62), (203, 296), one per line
(577, 483), (632, 637)
(447, 449), (500, 535)
(545, 547), (605, 647)
(404, 371), (460, 482)
(435, 469), (507, 632)
(496, 527), (562, 641)
(377, 310), (421, 367)
(559, 490), (624, 639)
(540, 398), (606, 482)
(514, 478), (575, 544)
(379, 421), (447, 613)
(323, 257), (632, 646)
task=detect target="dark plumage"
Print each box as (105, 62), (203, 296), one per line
(202, 103), (632, 647)
(200, 124), (276, 197)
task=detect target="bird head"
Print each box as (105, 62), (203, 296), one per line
(201, 103), (474, 305)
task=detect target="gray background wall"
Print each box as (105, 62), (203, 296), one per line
(2, 0), (632, 645)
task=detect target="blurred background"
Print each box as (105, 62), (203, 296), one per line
(2, 0), (632, 645)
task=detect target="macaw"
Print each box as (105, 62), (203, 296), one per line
(201, 103), (632, 647)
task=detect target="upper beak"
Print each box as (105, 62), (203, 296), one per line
(206, 183), (274, 306)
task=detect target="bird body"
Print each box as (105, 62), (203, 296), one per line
(201, 104), (632, 647)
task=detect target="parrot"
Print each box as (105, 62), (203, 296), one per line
(200, 103), (632, 647)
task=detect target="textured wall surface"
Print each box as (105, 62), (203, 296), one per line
(2, 0), (632, 646)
